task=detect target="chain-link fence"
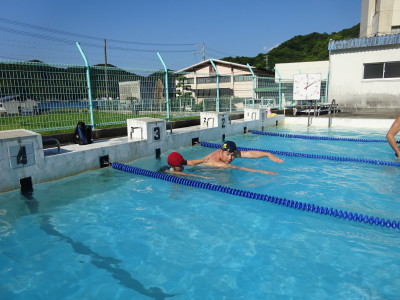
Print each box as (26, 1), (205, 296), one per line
(0, 59), (327, 133)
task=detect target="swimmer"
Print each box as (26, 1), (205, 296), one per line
(159, 152), (211, 179)
(202, 141), (283, 175)
(386, 113), (400, 158)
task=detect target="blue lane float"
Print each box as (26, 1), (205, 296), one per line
(112, 162), (400, 231)
(200, 141), (400, 167)
(251, 130), (400, 143)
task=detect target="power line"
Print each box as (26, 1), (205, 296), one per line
(0, 17), (198, 47)
(0, 25), (200, 53)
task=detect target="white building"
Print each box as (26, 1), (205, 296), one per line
(360, 0), (400, 36)
(176, 59), (270, 104)
(0, 95), (38, 115)
(328, 34), (400, 110)
(275, 0), (400, 112)
(118, 80), (141, 109)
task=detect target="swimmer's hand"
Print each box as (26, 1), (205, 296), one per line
(171, 171), (212, 179)
(198, 175), (213, 179)
(267, 153), (283, 163)
(261, 170), (277, 175)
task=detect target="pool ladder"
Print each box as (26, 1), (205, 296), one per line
(307, 100), (316, 126)
(328, 99), (336, 127)
(307, 99), (337, 127)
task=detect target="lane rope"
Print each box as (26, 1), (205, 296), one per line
(112, 162), (400, 231)
(251, 130), (400, 143)
(200, 141), (400, 167)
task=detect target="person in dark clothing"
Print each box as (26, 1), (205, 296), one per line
(159, 152), (211, 179)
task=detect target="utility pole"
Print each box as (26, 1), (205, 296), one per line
(104, 39), (109, 99)
(193, 43), (206, 61)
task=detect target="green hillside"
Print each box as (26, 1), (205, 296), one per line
(222, 24), (360, 71)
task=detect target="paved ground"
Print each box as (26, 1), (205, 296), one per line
(321, 111), (399, 119)
(285, 110), (399, 119)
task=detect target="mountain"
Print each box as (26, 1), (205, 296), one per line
(221, 24), (360, 71)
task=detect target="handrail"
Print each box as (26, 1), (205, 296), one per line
(42, 137), (60, 153)
(307, 100), (315, 126)
(328, 99), (336, 127)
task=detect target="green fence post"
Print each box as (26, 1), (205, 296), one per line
(247, 63), (255, 108)
(209, 59), (219, 112)
(157, 52), (170, 121)
(76, 42), (95, 128)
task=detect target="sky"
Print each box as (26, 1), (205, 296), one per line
(0, 0), (362, 71)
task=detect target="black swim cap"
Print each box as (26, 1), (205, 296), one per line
(221, 141), (237, 153)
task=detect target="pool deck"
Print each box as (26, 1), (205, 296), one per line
(315, 111), (400, 119)
(0, 112), (397, 193)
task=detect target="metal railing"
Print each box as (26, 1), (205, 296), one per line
(328, 99), (337, 127)
(0, 59), (328, 133)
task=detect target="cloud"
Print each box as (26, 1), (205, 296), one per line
(263, 44), (280, 52)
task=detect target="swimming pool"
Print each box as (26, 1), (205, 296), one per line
(1, 123), (400, 299)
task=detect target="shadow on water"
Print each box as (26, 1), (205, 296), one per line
(21, 190), (177, 299)
(21, 188), (39, 215)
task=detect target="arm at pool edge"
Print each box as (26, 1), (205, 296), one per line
(186, 157), (207, 166)
(386, 114), (400, 158)
(237, 150), (283, 163)
(204, 161), (277, 175)
(166, 169), (212, 179)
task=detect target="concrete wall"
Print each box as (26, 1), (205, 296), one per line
(275, 61), (330, 82)
(2, 114), (396, 194)
(360, 0), (400, 37)
(0, 114), (284, 193)
(328, 46), (400, 111)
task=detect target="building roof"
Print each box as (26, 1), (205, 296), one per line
(328, 33), (400, 51)
(176, 58), (259, 74)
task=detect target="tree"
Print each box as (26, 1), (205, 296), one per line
(221, 24), (360, 70)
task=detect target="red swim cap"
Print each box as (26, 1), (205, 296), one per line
(167, 152), (186, 166)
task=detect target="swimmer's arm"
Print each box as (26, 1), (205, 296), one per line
(386, 114), (400, 158)
(204, 161), (277, 175)
(229, 165), (277, 175)
(186, 157), (207, 166)
(238, 150), (283, 163)
(167, 170), (212, 179)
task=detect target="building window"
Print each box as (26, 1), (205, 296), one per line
(385, 62), (400, 78)
(363, 62), (400, 79)
(183, 78), (194, 84)
(195, 88), (233, 97)
(197, 76), (231, 84)
(363, 63), (383, 79)
(234, 76), (253, 82)
(392, 26), (400, 34)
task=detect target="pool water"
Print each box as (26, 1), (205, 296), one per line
(1, 124), (400, 299)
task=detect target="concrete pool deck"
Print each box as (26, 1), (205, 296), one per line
(0, 112), (397, 193)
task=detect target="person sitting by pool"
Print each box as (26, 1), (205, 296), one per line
(386, 113), (400, 158)
(202, 141), (283, 175)
(159, 152), (211, 179)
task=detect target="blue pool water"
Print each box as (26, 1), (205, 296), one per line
(1, 124), (400, 299)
